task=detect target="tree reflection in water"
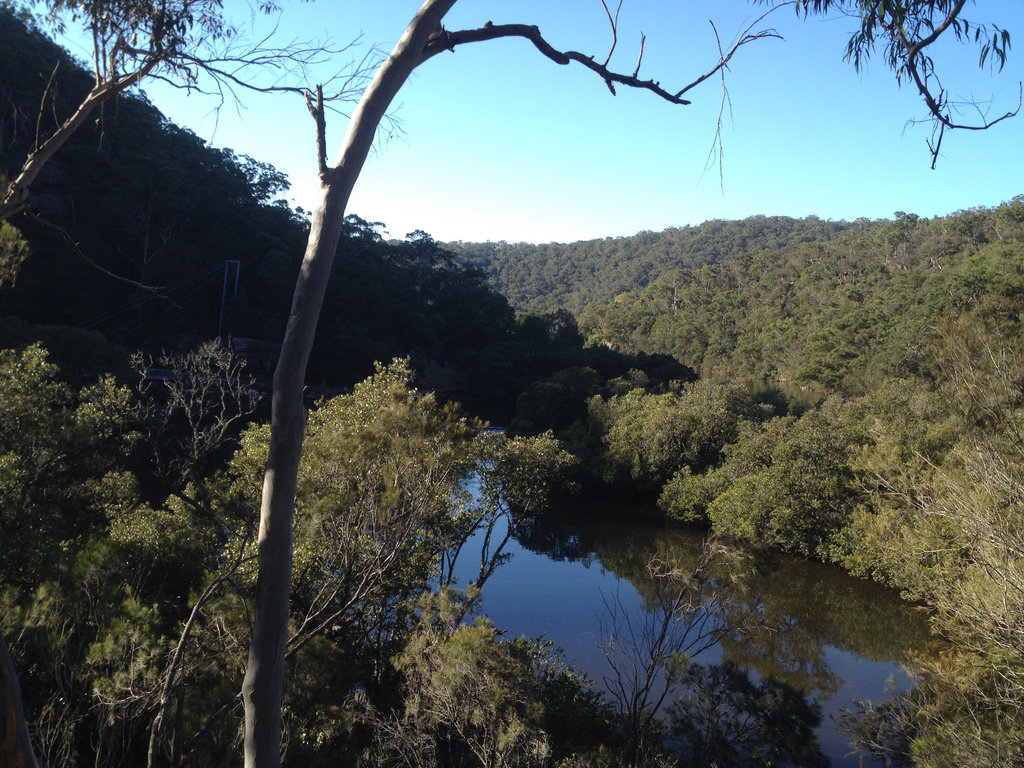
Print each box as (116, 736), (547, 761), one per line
(508, 509), (931, 766)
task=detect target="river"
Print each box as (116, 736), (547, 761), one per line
(451, 505), (931, 767)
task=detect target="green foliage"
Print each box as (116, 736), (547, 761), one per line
(86, 590), (172, 713)
(312, 223), (519, 390)
(598, 379), (769, 495)
(578, 201), (1024, 394)
(724, 412), (860, 558)
(358, 592), (632, 768)
(480, 429), (577, 517)
(528, 647), (619, 766)
(450, 215), (856, 316)
(2, 7), (1022, 765)
(0, 316), (132, 381)
(0, 344), (134, 586)
(790, 0), (1012, 75)
(830, 305), (1024, 765)
(838, 377), (958, 589)
(0, 220), (28, 285)
(370, 596), (551, 768)
(3, 523), (212, 766)
(657, 465), (722, 523)
(510, 366), (605, 436)
(657, 398), (865, 560)
(231, 359), (483, 666)
(0, 340), (259, 766)
(221, 360), (592, 761)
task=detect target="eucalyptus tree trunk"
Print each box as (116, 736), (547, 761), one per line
(0, 632), (41, 768)
(239, 0), (775, 762)
(241, 2), (458, 766)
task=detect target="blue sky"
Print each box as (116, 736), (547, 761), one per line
(58, 1), (1024, 243)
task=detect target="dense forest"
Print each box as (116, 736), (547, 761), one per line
(448, 215), (861, 316)
(578, 207), (1024, 391)
(3, 4), (1024, 768)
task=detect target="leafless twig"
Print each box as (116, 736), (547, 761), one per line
(424, 6), (785, 108)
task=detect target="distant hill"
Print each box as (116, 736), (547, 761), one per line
(447, 215), (870, 315)
(577, 203), (1024, 393)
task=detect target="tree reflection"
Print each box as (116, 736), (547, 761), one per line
(513, 511), (929, 704)
(668, 661), (828, 768)
(596, 542), (738, 766)
(718, 552), (930, 702)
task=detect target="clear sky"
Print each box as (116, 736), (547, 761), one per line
(60, 1), (1024, 243)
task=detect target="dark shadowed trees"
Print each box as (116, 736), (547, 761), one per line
(0, 0), (345, 225)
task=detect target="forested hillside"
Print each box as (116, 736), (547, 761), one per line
(450, 199), (1024, 398)
(577, 204), (1024, 392)
(447, 215), (861, 315)
(0, 10), (696, 767)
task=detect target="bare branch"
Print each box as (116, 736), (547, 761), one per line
(700, 20), (737, 193)
(425, 7), (785, 109)
(599, 0), (623, 68)
(633, 32), (646, 78)
(305, 84), (328, 176)
(675, 5), (787, 99)
(430, 22), (694, 103)
(23, 209), (167, 292)
(134, 341), (260, 491)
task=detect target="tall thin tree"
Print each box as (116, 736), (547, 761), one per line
(241, 1), (783, 765)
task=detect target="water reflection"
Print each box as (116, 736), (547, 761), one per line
(459, 509), (931, 767)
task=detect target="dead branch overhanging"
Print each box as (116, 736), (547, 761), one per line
(702, 20), (736, 193)
(24, 209), (167, 294)
(420, 8), (786, 108)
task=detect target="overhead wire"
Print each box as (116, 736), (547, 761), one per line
(80, 263), (226, 343)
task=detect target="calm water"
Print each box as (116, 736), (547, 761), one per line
(452, 508), (931, 767)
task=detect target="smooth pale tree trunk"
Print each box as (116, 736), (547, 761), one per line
(239, 0), (766, 762)
(241, 2), (458, 766)
(1, 632), (41, 768)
